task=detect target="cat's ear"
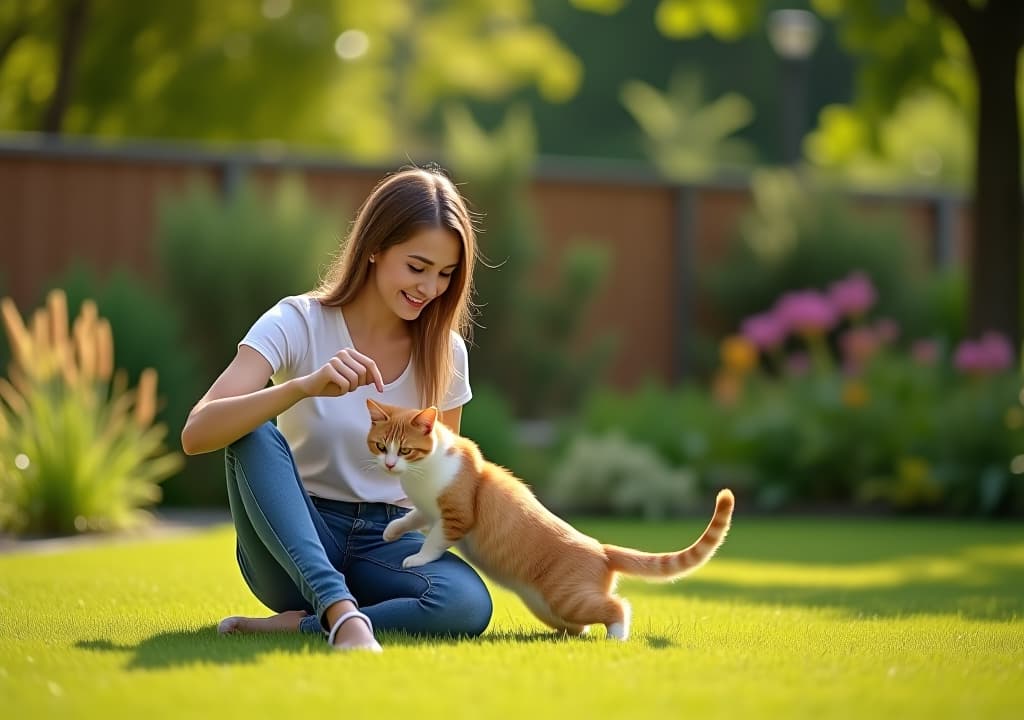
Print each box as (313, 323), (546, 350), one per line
(366, 399), (390, 424)
(412, 407), (438, 435)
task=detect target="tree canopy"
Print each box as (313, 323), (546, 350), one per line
(0, 0), (581, 159)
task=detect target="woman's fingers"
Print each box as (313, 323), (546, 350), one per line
(329, 357), (360, 390)
(322, 365), (351, 395)
(335, 349), (384, 393)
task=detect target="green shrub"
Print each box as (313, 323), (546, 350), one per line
(156, 174), (342, 381)
(43, 264), (216, 506)
(545, 431), (698, 518)
(444, 104), (615, 418)
(707, 169), (935, 340)
(461, 383), (519, 471)
(0, 292), (183, 536)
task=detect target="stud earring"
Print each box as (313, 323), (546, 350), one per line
(369, 255), (375, 263)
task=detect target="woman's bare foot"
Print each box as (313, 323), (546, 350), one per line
(218, 609), (308, 635)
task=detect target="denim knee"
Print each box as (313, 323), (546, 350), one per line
(229, 421), (281, 453)
(433, 572), (492, 637)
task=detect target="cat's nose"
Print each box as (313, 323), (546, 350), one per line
(385, 460), (396, 469)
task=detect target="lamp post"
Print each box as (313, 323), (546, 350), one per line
(768, 9), (821, 166)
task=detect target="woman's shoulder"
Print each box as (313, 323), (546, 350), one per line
(269, 294), (335, 322)
(449, 329), (469, 351)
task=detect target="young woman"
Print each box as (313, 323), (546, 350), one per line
(180, 166), (492, 652)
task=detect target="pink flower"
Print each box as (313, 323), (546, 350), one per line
(954, 332), (1015, 374)
(741, 312), (787, 350)
(774, 291), (839, 336)
(954, 341), (986, 374)
(980, 332), (1013, 372)
(911, 339), (940, 367)
(828, 272), (877, 318)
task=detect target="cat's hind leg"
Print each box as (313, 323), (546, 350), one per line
(560, 594), (631, 641)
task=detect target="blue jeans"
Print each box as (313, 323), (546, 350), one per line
(223, 422), (492, 638)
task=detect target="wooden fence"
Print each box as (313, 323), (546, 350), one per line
(0, 135), (968, 387)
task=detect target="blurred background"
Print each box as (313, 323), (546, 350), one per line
(2, 0), (1023, 536)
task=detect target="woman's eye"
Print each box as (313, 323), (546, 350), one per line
(376, 442), (387, 452)
(440, 271), (453, 278)
(398, 448), (411, 456)
(407, 265), (424, 273)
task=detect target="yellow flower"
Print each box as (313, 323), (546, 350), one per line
(720, 335), (758, 375)
(841, 380), (869, 408)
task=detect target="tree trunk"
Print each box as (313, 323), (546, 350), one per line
(41, 0), (90, 135)
(964, 13), (1023, 348)
(931, 0), (1024, 347)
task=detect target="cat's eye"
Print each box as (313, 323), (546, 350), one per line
(375, 442), (386, 452)
(398, 448), (411, 456)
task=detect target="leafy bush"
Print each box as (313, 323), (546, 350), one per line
(0, 291), (183, 536)
(545, 432), (698, 518)
(44, 264), (216, 506)
(707, 169), (936, 341)
(156, 174), (342, 380)
(444, 104), (615, 418)
(563, 270), (1023, 517)
(461, 383), (519, 472)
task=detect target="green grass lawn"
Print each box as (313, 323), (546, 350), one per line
(2, 517), (1022, 719)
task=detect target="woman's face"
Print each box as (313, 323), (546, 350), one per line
(373, 226), (461, 321)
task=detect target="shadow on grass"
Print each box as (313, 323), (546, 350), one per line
(77, 628), (323, 669)
(76, 625), (673, 670)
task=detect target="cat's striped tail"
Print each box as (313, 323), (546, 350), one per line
(603, 489), (734, 580)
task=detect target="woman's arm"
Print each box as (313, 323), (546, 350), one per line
(181, 345), (383, 456)
(439, 405), (463, 434)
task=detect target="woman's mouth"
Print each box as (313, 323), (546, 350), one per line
(401, 291), (426, 309)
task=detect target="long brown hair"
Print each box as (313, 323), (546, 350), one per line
(313, 166), (477, 407)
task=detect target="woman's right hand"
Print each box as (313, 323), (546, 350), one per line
(295, 348), (385, 398)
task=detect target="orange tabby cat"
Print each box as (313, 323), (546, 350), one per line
(366, 399), (734, 640)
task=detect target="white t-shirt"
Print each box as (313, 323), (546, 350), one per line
(239, 294), (472, 505)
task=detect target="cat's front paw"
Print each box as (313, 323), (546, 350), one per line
(382, 519), (404, 542)
(401, 553), (430, 569)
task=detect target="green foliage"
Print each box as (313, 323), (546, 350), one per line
(566, 349), (1023, 516)
(545, 431), (699, 518)
(707, 168), (931, 338)
(41, 264), (218, 506)
(460, 383), (519, 472)
(0, 1), (581, 159)
(807, 90), (975, 189)
(444, 105), (615, 418)
(653, 0), (762, 41)
(155, 174), (340, 382)
(621, 69), (758, 180)
(0, 292), (182, 536)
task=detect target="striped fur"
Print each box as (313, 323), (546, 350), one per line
(366, 400), (735, 641)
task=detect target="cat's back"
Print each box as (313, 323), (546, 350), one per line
(457, 459), (600, 579)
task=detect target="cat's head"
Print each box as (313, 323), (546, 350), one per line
(365, 399), (438, 474)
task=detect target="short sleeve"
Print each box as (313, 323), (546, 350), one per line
(239, 297), (310, 378)
(440, 332), (473, 411)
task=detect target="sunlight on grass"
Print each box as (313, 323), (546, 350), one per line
(1, 519), (1022, 719)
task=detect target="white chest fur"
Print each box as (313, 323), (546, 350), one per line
(399, 431), (462, 520)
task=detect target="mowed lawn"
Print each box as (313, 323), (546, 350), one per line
(1, 516), (1022, 719)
